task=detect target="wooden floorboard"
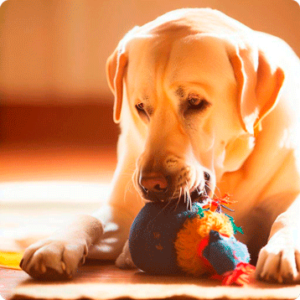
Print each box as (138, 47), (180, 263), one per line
(1, 262), (299, 300)
(0, 268), (28, 300)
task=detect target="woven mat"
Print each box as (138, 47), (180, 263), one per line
(11, 262), (300, 300)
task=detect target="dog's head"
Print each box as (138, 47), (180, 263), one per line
(106, 9), (284, 203)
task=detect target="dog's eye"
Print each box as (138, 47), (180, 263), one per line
(188, 97), (211, 111)
(136, 103), (145, 111)
(135, 103), (150, 122)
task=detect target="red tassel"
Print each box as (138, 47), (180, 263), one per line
(210, 194), (237, 212)
(196, 237), (213, 270)
(221, 262), (255, 286)
(213, 194), (236, 206)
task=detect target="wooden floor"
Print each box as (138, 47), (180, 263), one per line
(0, 143), (118, 300)
(2, 262), (300, 300)
(0, 267), (28, 300)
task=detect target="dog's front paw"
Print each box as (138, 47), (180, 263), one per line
(20, 237), (88, 279)
(115, 240), (136, 269)
(256, 227), (300, 283)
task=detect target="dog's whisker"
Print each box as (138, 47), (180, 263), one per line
(186, 190), (189, 210)
(185, 181), (192, 210)
(184, 187), (190, 210)
(174, 187), (182, 211)
(179, 187), (183, 200)
(203, 184), (215, 197)
(170, 186), (178, 200)
(131, 169), (141, 193)
(188, 190), (192, 210)
(183, 187), (187, 204)
(212, 184), (222, 198)
(197, 186), (205, 196)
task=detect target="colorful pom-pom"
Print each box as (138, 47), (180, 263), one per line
(174, 210), (234, 276)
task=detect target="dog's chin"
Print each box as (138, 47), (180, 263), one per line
(139, 183), (212, 204)
(174, 184), (212, 204)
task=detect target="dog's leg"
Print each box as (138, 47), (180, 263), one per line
(20, 129), (143, 278)
(20, 215), (103, 278)
(87, 131), (144, 265)
(256, 195), (300, 283)
(20, 159), (141, 278)
(20, 163), (141, 278)
(115, 239), (136, 269)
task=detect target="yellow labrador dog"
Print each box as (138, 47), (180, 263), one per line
(21, 8), (300, 283)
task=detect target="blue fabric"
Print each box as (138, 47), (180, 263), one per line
(202, 230), (250, 275)
(129, 202), (201, 274)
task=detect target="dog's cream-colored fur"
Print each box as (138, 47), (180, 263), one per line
(21, 8), (300, 283)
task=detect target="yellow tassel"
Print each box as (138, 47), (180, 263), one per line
(174, 211), (233, 276)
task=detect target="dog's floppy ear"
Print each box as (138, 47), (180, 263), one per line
(229, 46), (285, 134)
(106, 47), (128, 124)
(106, 26), (140, 124)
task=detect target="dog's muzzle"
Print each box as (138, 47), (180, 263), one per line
(138, 169), (212, 202)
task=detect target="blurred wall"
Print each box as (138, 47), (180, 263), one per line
(0, 0), (299, 105)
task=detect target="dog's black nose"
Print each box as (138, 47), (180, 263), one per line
(139, 172), (168, 195)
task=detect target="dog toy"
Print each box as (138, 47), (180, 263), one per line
(129, 195), (255, 286)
